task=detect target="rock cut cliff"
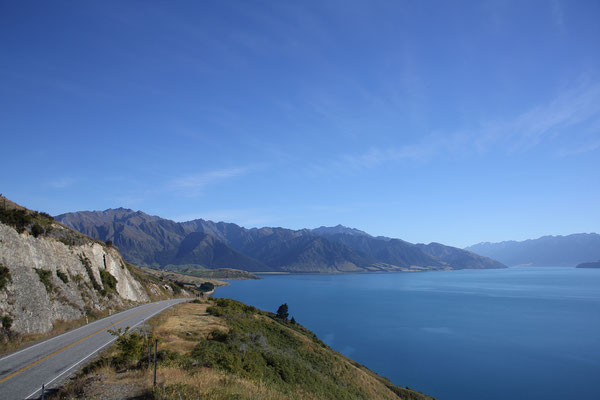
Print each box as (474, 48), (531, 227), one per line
(0, 197), (163, 335)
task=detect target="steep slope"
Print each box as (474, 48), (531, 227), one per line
(57, 210), (370, 273)
(57, 208), (187, 267)
(0, 197), (188, 336)
(56, 298), (433, 400)
(171, 232), (269, 271)
(313, 231), (506, 270)
(261, 235), (369, 272)
(466, 233), (600, 267)
(576, 260), (600, 268)
(315, 233), (444, 268)
(416, 242), (507, 269)
(57, 209), (506, 273)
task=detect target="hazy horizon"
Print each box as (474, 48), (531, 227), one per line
(1, 1), (599, 249)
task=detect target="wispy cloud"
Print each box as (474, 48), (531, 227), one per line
(551, 0), (566, 35)
(475, 79), (600, 154)
(313, 79), (600, 173)
(557, 138), (600, 157)
(171, 167), (250, 195)
(45, 177), (76, 189)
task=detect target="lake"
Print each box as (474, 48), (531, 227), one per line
(214, 267), (600, 399)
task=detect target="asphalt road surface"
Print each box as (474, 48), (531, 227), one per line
(0, 298), (190, 400)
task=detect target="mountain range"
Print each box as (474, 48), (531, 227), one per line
(465, 233), (600, 267)
(56, 209), (506, 273)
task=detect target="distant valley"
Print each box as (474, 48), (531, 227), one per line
(56, 209), (506, 273)
(466, 233), (600, 267)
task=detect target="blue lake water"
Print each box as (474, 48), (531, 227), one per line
(214, 267), (600, 400)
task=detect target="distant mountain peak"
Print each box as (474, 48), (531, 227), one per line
(465, 233), (600, 267)
(55, 208), (506, 273)
(311, 225), (371, 237)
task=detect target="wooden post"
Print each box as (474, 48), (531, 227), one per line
(147, 340), (151, 369)
(153, 338), (158, 387)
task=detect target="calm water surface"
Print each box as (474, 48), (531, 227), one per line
(214, 267), (600, 399)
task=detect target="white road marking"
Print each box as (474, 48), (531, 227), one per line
(0, 303), (149, 363)
(23, 299), (185, 399)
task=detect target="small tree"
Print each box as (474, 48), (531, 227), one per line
(108, 327), (145, 367)
(276, 303), (289, 320)
(31, 223), (44, 238)
(290, 316), (296, 324)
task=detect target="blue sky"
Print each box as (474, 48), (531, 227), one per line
(1, 0), (599, 248)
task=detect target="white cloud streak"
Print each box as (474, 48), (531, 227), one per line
(315, 79), (600, 173)
(45, 178), (76, 189)
(171, 167), (249, 195)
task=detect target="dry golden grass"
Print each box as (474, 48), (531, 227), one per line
(152, 366), (293, 400)
(149, 301), (409, 400)
(50, 299), (431, 400)
(148, 302), (227, 354)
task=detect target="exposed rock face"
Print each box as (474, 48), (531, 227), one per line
(0, 223), (148, 334)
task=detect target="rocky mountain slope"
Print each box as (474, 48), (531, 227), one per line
(465, 233), (600, 267)
(56, 208), (506, 273)
(0, 197), (189, 336)
(576, 260), (600, 268)
(416, 242), (506, 270)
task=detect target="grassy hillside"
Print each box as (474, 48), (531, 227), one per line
(52, 298), (433, 400)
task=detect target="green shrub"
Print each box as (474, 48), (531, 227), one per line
(56, 270), (69, 284)
(108, 327), (146, 368)
(80, 254), (102, 293)
(169, 281), (183, 295)
(276, 303), (289, 319)
(0, 264), (11, 291)
(31, 223), (44, 238)
(1, 315), (13, 331)
(0, 208), (32, 233)
(59, 237), (76, 246)
(37, 211), (54, 220)
(99, 269), (118, 294)
(199, 282), (215, 292)
(34, 268), (55, 293)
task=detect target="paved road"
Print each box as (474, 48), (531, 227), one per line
(0, 298), (190, 400)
